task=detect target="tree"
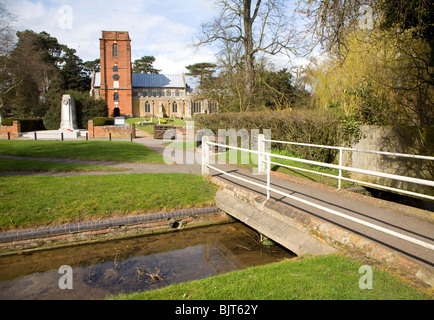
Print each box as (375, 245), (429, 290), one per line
(3, 30), (61, 117)
(0, 2), (17, 118)
(196, 0), (300, 98)
(59, 47), (90, 91)
(185, 62), (217, 86)
(3, 29), (96, 118)
(132, 56), (160, 74)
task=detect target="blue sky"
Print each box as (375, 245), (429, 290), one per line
(5, 0), (308, 76)
(5, 0), (218, 74)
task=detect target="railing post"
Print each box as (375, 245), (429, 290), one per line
(266, 154), (271, 200)
(202, 135), (210, 176)
(338, 148), (343, 190)
(258, 134), (265, 175)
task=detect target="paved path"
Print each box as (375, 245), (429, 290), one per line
(1, 136), (433, 271)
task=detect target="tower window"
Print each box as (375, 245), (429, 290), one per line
(114, 92), (119, 102)
(113, 43), (118, 58)
(113, 65), (119, 72)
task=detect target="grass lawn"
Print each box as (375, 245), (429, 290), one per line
(0, 173), (217, 231)
(111, 253), (432, 300)
(0, 158), (125, 173)
(0, 140), (165, 163)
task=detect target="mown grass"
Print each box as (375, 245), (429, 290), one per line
(0, 173), (217, 231)
(111, 253), (432, 300)
(0, 140), (165, 163)
(0, 158), (125, 173)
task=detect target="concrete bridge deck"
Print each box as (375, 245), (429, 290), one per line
(205, 162), (434, 285)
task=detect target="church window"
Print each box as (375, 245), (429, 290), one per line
(166, 90), (172, 97)
(193, 102), (202, 113)
(113, 43), (118, 58)
(145, 102), (151, 113)
(114, 92), (119, 102)
(175, 90), (180, 97)
(172, 102), (178, 113)
(113, 65), (119, 72)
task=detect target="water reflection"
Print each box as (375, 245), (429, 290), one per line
(0, 222), (294, 300)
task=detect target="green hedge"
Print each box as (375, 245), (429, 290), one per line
(194, 110), (347, 163)
(1, 118), (45, 132)
(91, 117), (114, 126)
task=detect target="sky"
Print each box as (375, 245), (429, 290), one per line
(5, 0), (220, 74)
(4, 0), (308, 76)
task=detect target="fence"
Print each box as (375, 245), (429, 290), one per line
(201, 134), (434, 251)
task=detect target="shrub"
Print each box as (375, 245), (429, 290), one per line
(194, 110), (349, 163)
(91, 117), (114, 126)
(1, 118), (45, 132)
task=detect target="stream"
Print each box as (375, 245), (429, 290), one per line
(0, 222), (295, 300)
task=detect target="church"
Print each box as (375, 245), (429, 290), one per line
(90, 31), (217, 118)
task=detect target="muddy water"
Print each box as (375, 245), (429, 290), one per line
(0, 222), (294, 300)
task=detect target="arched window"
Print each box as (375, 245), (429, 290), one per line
(172, 102), (178, 113)
(113, 65), (119, 72)
(114, 92), (119, 102)
(166, 90), (172, 97)
(145, 102), (151, 113)
(112, 43), (118, 58)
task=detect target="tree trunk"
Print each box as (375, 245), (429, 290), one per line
(243, 0), (255, 96)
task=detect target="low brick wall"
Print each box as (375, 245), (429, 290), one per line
(0, 121), (21, 139)
(87, 120), (135, 139)
(0, 207), (231, 255)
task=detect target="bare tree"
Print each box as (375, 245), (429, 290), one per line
(0, 3), (17, 118)
(196, 0), (300, 97)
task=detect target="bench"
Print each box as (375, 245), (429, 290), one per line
(154, 124), (176, 139)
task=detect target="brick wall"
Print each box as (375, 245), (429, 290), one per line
(88, 120), (135, 139)
(0, 121), (21, 139)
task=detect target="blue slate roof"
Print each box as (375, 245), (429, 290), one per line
(132, 73), (185, 88)
(92, 72), (185, 89)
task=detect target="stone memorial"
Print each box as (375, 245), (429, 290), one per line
(60, 94), (78, 131)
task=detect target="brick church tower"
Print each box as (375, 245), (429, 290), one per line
(99, 31), (133, 117)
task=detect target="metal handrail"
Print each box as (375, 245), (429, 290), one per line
(201, 135), (434, 251)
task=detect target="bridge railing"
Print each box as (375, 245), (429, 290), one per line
(201, 134), (434, 251)
(260, 137), (434, 202)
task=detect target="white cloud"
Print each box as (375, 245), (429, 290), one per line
(6, 0), (217, 73)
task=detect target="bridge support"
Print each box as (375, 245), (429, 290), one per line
(214, 189), (336, 256)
